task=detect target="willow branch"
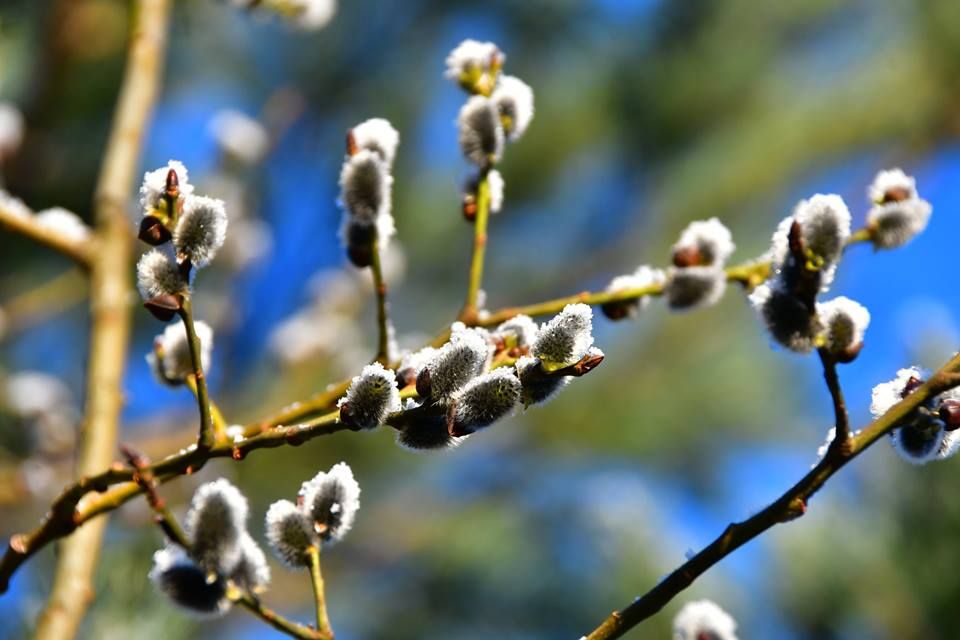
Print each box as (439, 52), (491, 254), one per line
(0, 411), (346, 593)
(583, 351), (960, 640)
(0, 204), (94, 269)
(177, 297), (218, 450)
(459, 168), (491, 323)
(369, 235), (390, 364)
(32, 2), (172, 638)
(307, 546), (334, 639)
(250, 230), (868, 431)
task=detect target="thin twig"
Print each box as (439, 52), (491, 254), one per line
(30, 4), (171, 637)
(582, 351), (960, 640)
(307, 546), (334, 639)
(185, 374), (229, 440)
(819, 349), (852, 450)
(369, 235), (390, 364)
(459, 169), (491, 323)
(178, 297), (218, 450)
(231, 590), (329, 640)
(0, 204), (94, 268)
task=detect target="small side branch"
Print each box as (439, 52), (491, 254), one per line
(369, 235), (391, 364)
(178, 297), (218, 450)
(307, 546), (334, 639)
(459, 169), (491, 323)
(582, 351), (960, 640)
(232, 590), (329, 640)
(819, 349), (852, 450)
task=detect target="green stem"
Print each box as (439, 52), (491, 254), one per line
(232, 589), (327, 640)
(460, 169), (491, 322)
(307, 546), (333, 638)
(369, 235), (390, 364)
(185, 374), (227, 442)
(177, 297), (215, 452)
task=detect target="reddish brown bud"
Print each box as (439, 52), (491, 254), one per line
(143, 294), (184, 322)
(881, 186), (911, 204)
(138, 215), (172, 246)
(415, 367), (432, 399)
(901, 376), (924, 398)
(601, 300), (637, 321)
(165, 168), (179, 198)
(940, 400), (960, 431)
(346, 130), (359, 156)
(671, 245), (702, 268)
(788, 219), (805, 260)
(833, 341), (864, 364)
(463, 195), (477, 222)
(231, 447), (245, 461)
(395, 368), (417, 389)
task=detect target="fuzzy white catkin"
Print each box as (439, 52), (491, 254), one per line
(337, 362), (402, 429)
(868, 168), (917, 203)
(749, 282), (820, 353)
(870, 367), (923, 418)
(422, 326), (490, 397)
(458, 96), (504, 167)
(532, 303), (594, 369)
(136, 247), (187, 301)
(184, 479), (250, 577)
(339, 149), (392, 225)
(867, 199), (932, 249)
(665, 266), (726, 312)
(288, 0), (337, 30)
(34, 208), (92, 243)
(493, 314), (539, 350)
(816, 296), (870, 355)
(148, 320), (214, 385)
(673, 600), (738, 640)
(232, 533), (271, 593)
(445, 39), (503, 80)
(792, 194), (851, 267)
(5, 371), (73, 416)
(350, 118), (400, 168)
(174, 195), (228, 268)
(140, 160), (194, 213)
(0, 102), (24, 158)
(890, 422), (946, 465)
(451, 367), (522, 434)
(605, 265), (666, 315)
(298, 462), (361, 545)
(208, 109), (269, 166)
(149, 545), (232, 617)
(673, 217), (736, 266)
(491, 75), (534, 142)
(265, 499), (315, 567)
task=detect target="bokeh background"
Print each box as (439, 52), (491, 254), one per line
(2, 1), (960, 638)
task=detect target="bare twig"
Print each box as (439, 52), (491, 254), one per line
(307, 546), (334, 639)
(582, 351), (960, 639)
(32, 2), (172, 638)
(0, 269), (88, 338)
(177, 297), (218, 449)
(459, 169), (491, 323)
(231, 589), (330, 640)
(369, 235), (390, 364)
(819, 350), (852, 451)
